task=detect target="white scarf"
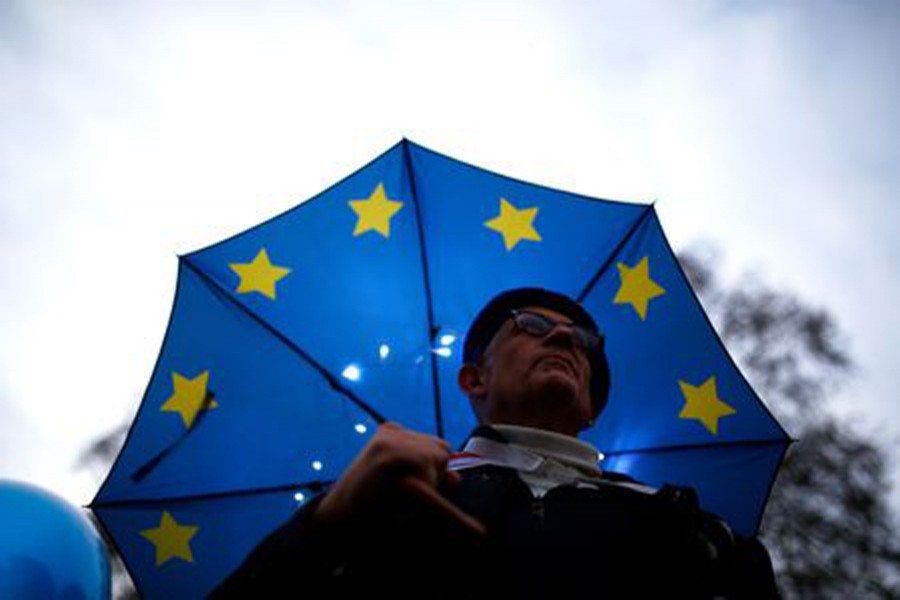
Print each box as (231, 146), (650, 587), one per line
(450, 424), (652, 497)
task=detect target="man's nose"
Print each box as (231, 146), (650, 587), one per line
(543, 323), (578, 347)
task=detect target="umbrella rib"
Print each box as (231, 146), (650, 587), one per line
(183, 258), (387, 423)
(91, 479), (335, 509)
(126, 259), (388, 484)
(601, 437), (793, 457)
(576, 203), (655, 303)
(129, 392), (217, 482)
(651, 215), (793, 442)
(402, 139), (444, 438)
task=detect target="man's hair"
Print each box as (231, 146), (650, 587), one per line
(462, 287), (611, 419)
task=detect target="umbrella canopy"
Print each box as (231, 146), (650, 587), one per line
(91, 140), (789, 598)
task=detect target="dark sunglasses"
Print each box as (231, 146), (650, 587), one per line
(509, 309), (603, 352)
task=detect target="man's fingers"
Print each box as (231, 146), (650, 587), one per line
(400, 476), (486, 537)
(412, 431), (451, 452)
(444, 469), (463, 486)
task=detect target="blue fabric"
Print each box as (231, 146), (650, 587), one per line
(92, 140), (789, 599)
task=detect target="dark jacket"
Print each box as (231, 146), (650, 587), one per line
(211, 429), (779, 599)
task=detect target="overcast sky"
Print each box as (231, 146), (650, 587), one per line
(1, 0), (898, 511)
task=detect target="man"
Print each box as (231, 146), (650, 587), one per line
(212, 288), (780, 598)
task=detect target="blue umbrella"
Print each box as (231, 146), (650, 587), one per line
(91, 140), (789, 598)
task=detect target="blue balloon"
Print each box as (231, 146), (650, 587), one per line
(0, 481), (110, 600)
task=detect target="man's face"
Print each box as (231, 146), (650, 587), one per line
(464, 305), (594, 436)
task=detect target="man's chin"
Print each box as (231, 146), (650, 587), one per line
(514, 375), (585, 435)
(532, 372), (581, 406)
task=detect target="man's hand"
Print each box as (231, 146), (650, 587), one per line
(314, 422), (485, 536)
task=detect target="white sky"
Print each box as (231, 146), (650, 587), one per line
(1, 0), (898, 512)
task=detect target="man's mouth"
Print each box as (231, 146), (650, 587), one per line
(536, 354), (577, 377)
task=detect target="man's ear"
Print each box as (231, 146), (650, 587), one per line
(458, 363), (487, 398)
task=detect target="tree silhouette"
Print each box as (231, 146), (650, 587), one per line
(679, 246), (900, 598)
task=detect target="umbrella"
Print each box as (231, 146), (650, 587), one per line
(91, 140), (790, 598)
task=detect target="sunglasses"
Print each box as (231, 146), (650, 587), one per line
(508, 309), (603, 352)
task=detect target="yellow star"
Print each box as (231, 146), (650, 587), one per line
(349, 183), (403, 238)
(141, 511), (199, 567)
(229, 248), (291, 300)
(613, 256), (666, 320)
(484, 197), (542, 251)
(678, 376), (736, 435)
(161, 371), (217, 429)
